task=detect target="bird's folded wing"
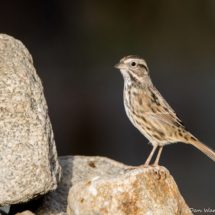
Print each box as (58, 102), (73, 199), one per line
(145, 86), (185, 128)
(148, 112), (185, 128)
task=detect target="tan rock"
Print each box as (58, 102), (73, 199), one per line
(67, 166), (192, 215)
(0, 34), (61, 206)
(33, 156), (191, 215)
(35, 156), (127, 215)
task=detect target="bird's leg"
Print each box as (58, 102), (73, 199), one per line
(151, 146), (167, 179)
(125, 145), (158, 172)
(144, 145), (158, 165)
(152, 146), (163, 165)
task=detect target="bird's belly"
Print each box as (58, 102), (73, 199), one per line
(124, 105), (172, 146)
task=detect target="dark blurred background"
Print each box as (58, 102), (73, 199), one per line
(0, 0), (215, 212)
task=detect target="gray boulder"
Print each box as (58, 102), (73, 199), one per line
(0, 34), (61, 206)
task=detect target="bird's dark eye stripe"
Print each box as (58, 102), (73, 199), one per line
(139, 64), (148, 71)
(129, 73), (138, 82)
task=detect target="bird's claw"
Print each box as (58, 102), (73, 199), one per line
(125, 164), (168, 180)
(124, 167), (135, 173)
(151, 165), (168, 180)
(124, 164), (150, 173)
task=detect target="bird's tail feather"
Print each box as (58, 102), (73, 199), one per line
(189, 138), (215, 162)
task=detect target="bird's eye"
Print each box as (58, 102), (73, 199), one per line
(131, 62), (136, 66)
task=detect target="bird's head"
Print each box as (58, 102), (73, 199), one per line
(114, 55), (149, 85)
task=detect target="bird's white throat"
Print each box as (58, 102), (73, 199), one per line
(120, 69), (132, 87)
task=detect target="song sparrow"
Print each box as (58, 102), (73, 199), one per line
(115, 55), (215, 171)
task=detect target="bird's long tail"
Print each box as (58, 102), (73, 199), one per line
(189, 137), (215, 161)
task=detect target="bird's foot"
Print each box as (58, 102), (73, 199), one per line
(124, 164), (151, 173)
(125, 164), (168, 180)
(151, 164), (169, 180)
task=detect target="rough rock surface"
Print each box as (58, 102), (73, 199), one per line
(35, 156), (126, 215)
(67, 166), (191, 215)
(0, 34), (61, 206)
(34, 156), (191, 215)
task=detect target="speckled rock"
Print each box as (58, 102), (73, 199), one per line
(0, 34), (61, 206)
(33, 156), (191, 215)
(67, 165), (192, 215)
(35, 156), (127, 215)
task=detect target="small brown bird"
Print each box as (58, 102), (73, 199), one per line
(115, 55), (215, 171)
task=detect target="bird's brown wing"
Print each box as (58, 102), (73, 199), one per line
(148, 112), (185, 128)
(145, 86), (185, 128)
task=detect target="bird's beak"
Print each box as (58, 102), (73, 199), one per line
(114, 62), (125, 69)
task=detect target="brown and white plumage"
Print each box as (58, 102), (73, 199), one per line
(115, 55), (215, 168)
